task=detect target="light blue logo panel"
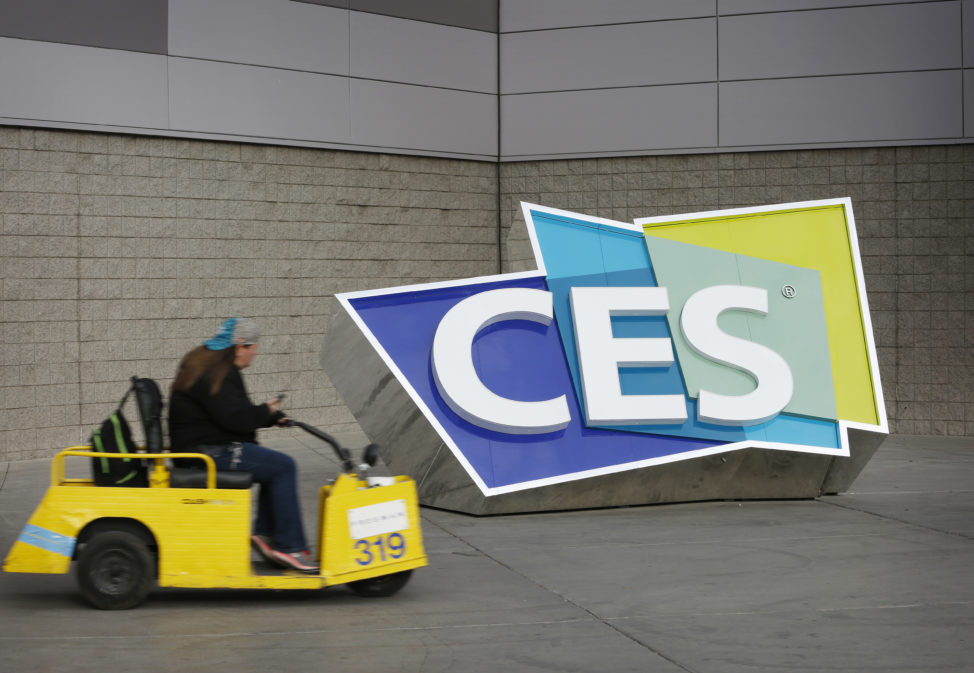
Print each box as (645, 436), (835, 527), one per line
(530, 210), (842, 450)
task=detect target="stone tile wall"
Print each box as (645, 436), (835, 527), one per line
(0, 127), (498, 460)
(501, 145), (974, 436)
(1, 127), (971, 461)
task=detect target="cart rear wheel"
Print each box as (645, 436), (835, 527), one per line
(348, 570), (412, 598)
(76, 530), (154, 610)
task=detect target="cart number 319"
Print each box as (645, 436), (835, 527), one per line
(354, 532), (406, 566)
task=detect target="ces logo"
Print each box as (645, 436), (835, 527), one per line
(338, 200), (887, 496)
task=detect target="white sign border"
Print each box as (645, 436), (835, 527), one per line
(334, 199), (888, 497)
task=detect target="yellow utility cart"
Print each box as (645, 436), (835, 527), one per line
(3, 420), (426, 609)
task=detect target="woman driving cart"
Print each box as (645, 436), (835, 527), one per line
(168, 317), (319, 573)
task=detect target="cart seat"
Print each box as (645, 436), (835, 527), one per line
(169, 467), (253, 489)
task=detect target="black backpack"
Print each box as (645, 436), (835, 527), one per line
(89, 377), (162, 487)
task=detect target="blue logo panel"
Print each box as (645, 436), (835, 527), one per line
(532, 209), (842, 450)
(349, 275), (723, 490)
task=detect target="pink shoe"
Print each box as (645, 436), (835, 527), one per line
(250, 535), (276, 563)
(270, 548), (320, 574)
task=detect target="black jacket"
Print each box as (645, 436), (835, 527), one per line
(168, 366), (280, 451)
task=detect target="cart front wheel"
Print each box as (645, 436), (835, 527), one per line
(76, 531), (154, 610)
(348, 570), (412, 598)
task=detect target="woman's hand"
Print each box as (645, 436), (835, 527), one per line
(266, 395), (289, 425)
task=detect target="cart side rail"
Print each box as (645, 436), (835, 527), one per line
(52, 448), (218, 488)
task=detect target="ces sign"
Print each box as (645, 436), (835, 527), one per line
(337, 200), (887, 496)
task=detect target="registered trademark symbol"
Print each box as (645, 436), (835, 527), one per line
(781, 285), (797, 298)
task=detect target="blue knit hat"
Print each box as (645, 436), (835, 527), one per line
(204, 317), (259, 351)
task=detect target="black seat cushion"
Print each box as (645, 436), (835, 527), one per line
(169, 467), (253, 489)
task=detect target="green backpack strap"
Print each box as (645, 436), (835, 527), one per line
(92, 383), (136, 481)
(92, 425), (109, 473)
(109, 412), (132, 461)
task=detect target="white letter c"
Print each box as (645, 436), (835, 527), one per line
(431, 288), (571, 434)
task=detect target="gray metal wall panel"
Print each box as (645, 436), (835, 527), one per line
(720, 71), (962, 147)
(966, 70), (974, 136)
(501, 19), (716, 94)
(293, 0), (348, 8)
(0, 0), (968, 160)
(350, 12), (496, 93)
(965, 0), (974, 68)
(351, 0), (497, 32)
(0, 37), (168, 128)
(501, 84), (717, 158)
(168, 58), (351, 143)
(297, 0), (497, 31)
(720, 0), (927, 14)
(0, 0), (167, 54)
(499, 0), (715, 32)
(720, 2), (961, 81)
(351, 80), (496, 157)
(169, 0), (349, 75)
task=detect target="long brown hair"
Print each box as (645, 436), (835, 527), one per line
(171, 346), (236, 396)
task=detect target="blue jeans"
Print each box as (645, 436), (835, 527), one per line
(205, 442), (308, 552)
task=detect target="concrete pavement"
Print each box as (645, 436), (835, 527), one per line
(1, 433), (972, 673)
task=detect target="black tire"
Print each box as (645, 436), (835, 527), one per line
(348, 569), (413, 598)
(75, 530), (154, 610)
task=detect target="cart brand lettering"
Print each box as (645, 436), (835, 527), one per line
(180, 498), (236, 505)
(348, 499), (409, 540)
(337, 201), (887, 497)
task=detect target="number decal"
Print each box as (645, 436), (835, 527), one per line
(354, 539), (373, 566)
(354, 533), (407, 566)
(388, 532), (405, 559)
